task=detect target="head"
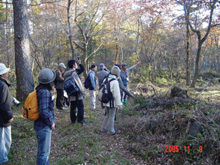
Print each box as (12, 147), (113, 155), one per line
(90, 65), (97, 72)
(58, 63), (66, 72)
(99, 63), (105, 70)
(121, 63), (127, 70)
(38, 68), (56, 85)
(0, 63), (10, 79)
(111, 66), (120, 77)
(68, 60), (78, 70)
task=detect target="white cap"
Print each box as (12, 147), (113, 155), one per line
(0, 63), (10, 76)
(58, 63), (66, 69)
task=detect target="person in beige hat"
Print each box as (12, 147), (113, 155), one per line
(100, 65), (123, 136)
(55, 63), (66, 110)
(0, 63), (13, 164)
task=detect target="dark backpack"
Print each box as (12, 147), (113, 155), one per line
(98, 77), (116, 107)
(64, 71), (79, 96)
(84, 73), (91, 89)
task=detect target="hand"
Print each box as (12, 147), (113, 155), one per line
(118, 106), (123, 110)
(8, 118), (13, 123)
(77, 59), (81, 64)
(131, 94), (135, 98)
(51, 123), (56, 131)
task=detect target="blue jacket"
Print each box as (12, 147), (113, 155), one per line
(88, 70), (97, 90)
(120, 64), (137, 86)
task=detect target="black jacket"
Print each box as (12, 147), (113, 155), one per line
(0, 78), (13, 127)
(76, 64), (85, 75)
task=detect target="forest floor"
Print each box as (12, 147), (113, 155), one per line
(5, 80), (220, 165)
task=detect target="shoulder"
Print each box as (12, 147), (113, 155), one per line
(38, 89), (51, 97)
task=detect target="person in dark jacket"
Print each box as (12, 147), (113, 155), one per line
(55, 63), (66, 110)
(34, 68), (56, 165)
(0, 63), (13, 164)
(97, 63), (109, 88)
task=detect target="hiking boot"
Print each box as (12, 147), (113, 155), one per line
(78, 120), (88, 125)
(107, 131), (119, 136)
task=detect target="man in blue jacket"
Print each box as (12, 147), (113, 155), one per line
(0, 63), (13, 164)
(88, 65), (97, 110)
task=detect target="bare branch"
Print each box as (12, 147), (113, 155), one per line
(85, 43), (103, 61)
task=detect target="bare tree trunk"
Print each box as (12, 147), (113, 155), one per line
(67, 0), (75, 59)
(186, 21), (190, 86)
(13, 0), (34, 100)
(190, 40), (201, 88)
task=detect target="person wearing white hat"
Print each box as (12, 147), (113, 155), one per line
(55, 63), (66, 110)
(0, 63), (13, 164)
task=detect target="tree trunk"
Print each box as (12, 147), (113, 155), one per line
(190, 40), (202, 88)
(13, 0), (34, 100)
(186, 22), (190, 86)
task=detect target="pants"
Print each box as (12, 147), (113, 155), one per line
(121, 85), (128, 106)
(0, 126), (11, 164)
(36, 126), (52, 165)
(89, 90), (96, 110)
(56, 89), (64, 109)
(101, 107), (117, 135)
(70, 100), (84, 123)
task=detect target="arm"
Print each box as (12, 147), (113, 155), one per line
(118, 78), (132, 97)
(128, 61), (141, 72)
(76, 64), (85, 75)
(38, 90), (54, 128)
(56, 70), (64, 82)
(0, 85), (13, 122)
(112, 81), (122, 108)
(89, 72), (97, 90)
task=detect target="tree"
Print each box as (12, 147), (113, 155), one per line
(13, 0), (34, 100)
(182, 0), (219, 87)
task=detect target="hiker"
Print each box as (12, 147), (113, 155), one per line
(100, 66), (123, 135)
(55, 63), (66, 110)
(97, 63), (109, 89)
(120, 61), (140, 106)
(87, 65), (97, 110)
(0, 63), (13, 164)
(35, 68), (56, 165)
(64, 60), (88, 124)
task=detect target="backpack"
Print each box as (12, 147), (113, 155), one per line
(84, 73), (91, 89)
(64, 71), (79, 96)
(22, 90), (39, 121)
(98, 77), (116, 107)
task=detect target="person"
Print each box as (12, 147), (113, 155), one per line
(0, 63), (13, 164)
(55, 63), (66, 110)
(75, 59), (85, 76)
(34, 68), (56, 165)
(96, 63), (109, 89)
(120, 62), (140, 106)
(64, 60), (88, 124)
(101, 66), (123, 136)
(87, 65), (97, 110)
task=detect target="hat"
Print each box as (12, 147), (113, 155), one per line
(38, 68), (56, 84)
(99, 63), (105, 70)
(111, 66), (120, 77)
(0, 63), (10, 75)
(121, 63), (127, 66)
(58, 63), (66, 69)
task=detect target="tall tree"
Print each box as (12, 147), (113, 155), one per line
(183, 0), (219, 87)
(13, 0), (34, 100)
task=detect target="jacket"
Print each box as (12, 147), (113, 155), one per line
(64, 69), (86, 101)
(88, 70), (97, 90)
(34, 84), (55, 131)
(55, 69), (64, 90)
(97, 70), (109, 87)
(120, 64), (137, 86)
(76, 64), (85, 75)
(103, 75), (122, 108)
(0, 78), (13, 127)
